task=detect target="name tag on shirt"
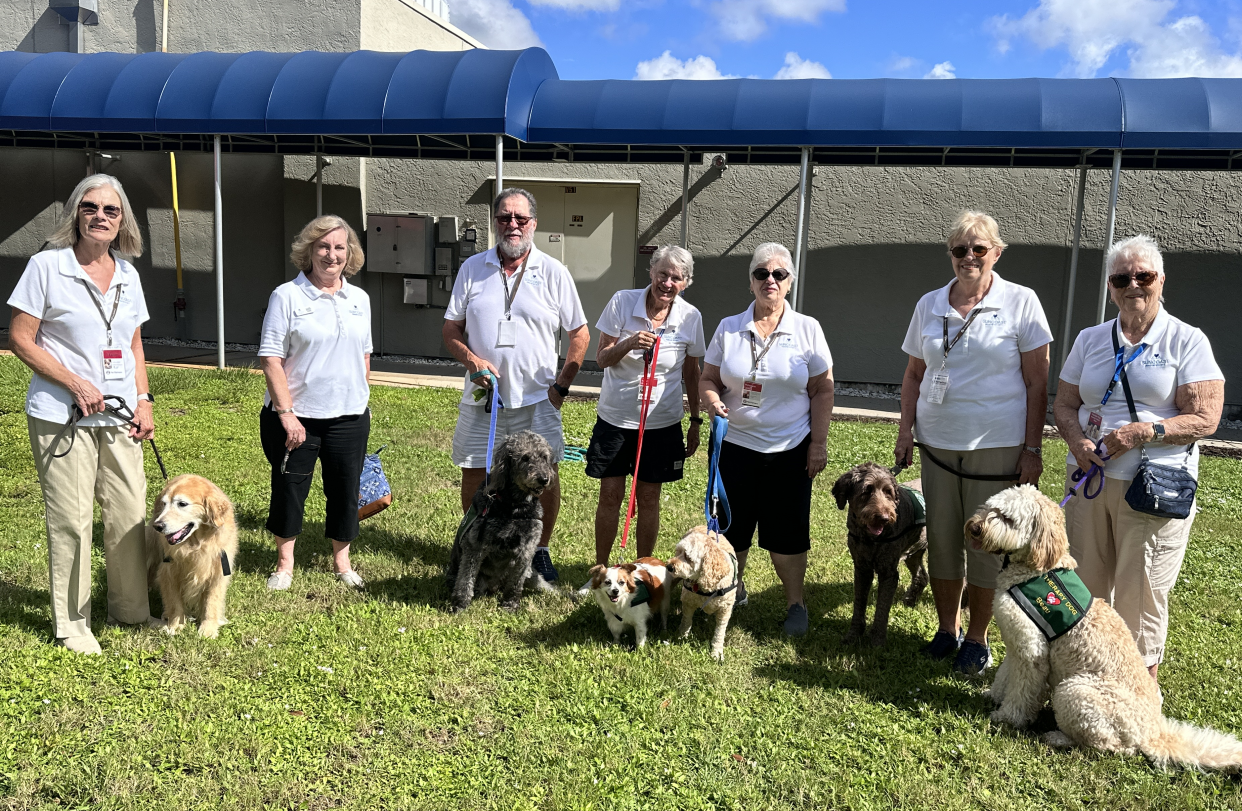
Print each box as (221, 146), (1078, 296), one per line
(497, 319), (516, 347)
(101, 346), (125, 381)
(927, 370), (950, 405)
(741, 380), (763, 407)
(294, 305), (314, 318)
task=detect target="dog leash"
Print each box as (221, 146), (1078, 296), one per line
(908, 442), (1020, 482)
(618, 330), (664, 560)
(481, 375), (504, 488)
(704, 414), (731, 536)
(1060, 440), (1110, 508)
(51, 394), (168, 480)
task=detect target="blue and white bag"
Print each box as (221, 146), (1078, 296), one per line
(358, 445), (393, 520)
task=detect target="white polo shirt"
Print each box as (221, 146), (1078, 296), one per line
(902, 272), (1053, 451)
(8, 247), (150, 427)
(445, 245), (587, 409)
(596, 287), (706, 430)
(704, 302), (833, 453)
(258, 272), (372, 419)
(1060, 309), (1222, 480)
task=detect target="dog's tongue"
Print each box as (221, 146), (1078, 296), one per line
(166, 525), (191, 544)
(867, 525), (885, 537)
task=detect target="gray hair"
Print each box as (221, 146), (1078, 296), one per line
(748, 242), (795, 279)
(650, 245), (694, 287)
(46, 173), (143, 257)
(1106, 234), (1165, 278)
(493, 187), (538, 220)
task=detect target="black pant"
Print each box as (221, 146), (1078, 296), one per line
(717, 434), (813, 555)
(260, 405), (370, 543)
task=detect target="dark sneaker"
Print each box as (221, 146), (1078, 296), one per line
(953, 639), (993, 677)
(734, 580), (748, 606)
(921, 627), (964, 660)
(783, 604), (809, 636)
(531, 547), (558, 582)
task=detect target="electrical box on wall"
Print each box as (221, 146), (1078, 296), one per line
(367, 214), (434, 274)
(403, 277), (429, 305)
(437, 216), (459, 244)
(434, 248), (452, 275)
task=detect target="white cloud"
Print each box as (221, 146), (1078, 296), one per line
(774, 52), (832, 79)
(635, 51), (735, 80)
(924, 61), (956, 79)
(889, 56), (917, 72)
(527, 0), (620, 8)
(710, 0), (847, 43)
(992, 0), (1242, 78)
(450, 0), (543, 49)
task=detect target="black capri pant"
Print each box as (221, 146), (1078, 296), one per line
(260, 405), (370, 543)
(717, 433), (812, 555)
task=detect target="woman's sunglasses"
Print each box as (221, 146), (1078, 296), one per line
(79, 201), (121, 219)
(1109, 271), (1159, 289)
(752, 268), (791, 282)
(950, 244), (991, 259)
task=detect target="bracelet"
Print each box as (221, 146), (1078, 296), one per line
(275, 407), (295, 415)
(551, 383), (570, 397)
(687, 416), (703, 424)
(1022, 445), (1042, 457)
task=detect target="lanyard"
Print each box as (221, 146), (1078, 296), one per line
(498, 249), (531, 320)
(749, 330), (781, 377)
(1103, 322), (1148, 408)
(81, 278), (123, 346)
(940, 308), (983, 366)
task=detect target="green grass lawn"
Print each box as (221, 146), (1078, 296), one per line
(1, 355), (1240, 810)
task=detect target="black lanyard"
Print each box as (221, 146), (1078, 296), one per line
(498, 249), (531, 320)
(81, 278), (123, 346)
(941, 308), (983, 364)
(749, 331), (780, 377)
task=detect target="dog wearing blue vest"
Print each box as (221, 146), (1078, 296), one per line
(969, 485), (1242, 771)
(587, 558), (671, 648)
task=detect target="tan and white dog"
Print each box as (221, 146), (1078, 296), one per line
(587, 557), (672, 648)
(145, 474), (239, 639)
(667, 526), (738, 662)
(969, 484), (1242, 771)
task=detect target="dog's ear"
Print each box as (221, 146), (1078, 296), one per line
(588, 564), (607, 590)
(1026, 490), (1068, 572)
(831, 468), (861, 510)
(203, 484), (233, 528)
(487, 439), (510, 494)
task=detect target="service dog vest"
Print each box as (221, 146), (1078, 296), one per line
(903, 485), (926, 526)
(1008, 568), (1093, 641)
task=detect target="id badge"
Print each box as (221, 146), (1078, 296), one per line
(1085, 409), (1103, 440)
(927, 370), (949, 405)
(741, 380), (763, 408)
(496, 319), (516, 347)
(638, 376), (658, 405)
(101, 345), (125, 381)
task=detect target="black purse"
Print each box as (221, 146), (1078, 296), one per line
(1118, 355), (1197, 520)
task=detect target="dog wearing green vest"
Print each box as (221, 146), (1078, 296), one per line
(969, 485), (1242, 771)
(586, 558), (671, 648)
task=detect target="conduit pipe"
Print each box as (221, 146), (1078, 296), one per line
(790, 147), (811, 312)
(1095, 149), (1123, 324)
(214, 135), (225, 369)
(679, 150), (690, 249)
(1058, 162), (1089, 371)
(162, 0), (186, 323)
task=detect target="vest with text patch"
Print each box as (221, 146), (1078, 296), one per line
(1007, 568), (1093, 641)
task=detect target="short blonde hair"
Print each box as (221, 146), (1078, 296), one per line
(290, 215), (365, 277)
(947, 210), (1007, 252)
(46, 173), (143, 257)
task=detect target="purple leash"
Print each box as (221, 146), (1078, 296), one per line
(1060, 441), (1110, 508)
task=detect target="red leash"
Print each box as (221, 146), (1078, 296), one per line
(619, 334), (662, 559)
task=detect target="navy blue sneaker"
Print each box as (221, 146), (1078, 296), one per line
(531, 547), (558, 582)
(953, 639), (993, 677)
(921, 627), (964, 660)
(783, 604), (809, 636)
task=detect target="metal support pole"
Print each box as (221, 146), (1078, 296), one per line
(791, 147), (811, 312)
(679, 150), (690, 248)
(495, 134), (504, 199)
(1059, 164), (1089, 369)
(315, 154), (323, 217)
(214, 135), (225, 370)
(1095, 149), (1122, 324)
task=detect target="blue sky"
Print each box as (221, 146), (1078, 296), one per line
(449, 0), (1242, 80)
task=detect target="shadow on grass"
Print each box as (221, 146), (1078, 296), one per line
(0, 577), (51, 638)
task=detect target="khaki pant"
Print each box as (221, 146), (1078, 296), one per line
(921, 444), (1022, 590)
(28, 415), (150, 639)
(1064, 466), (1193, 667)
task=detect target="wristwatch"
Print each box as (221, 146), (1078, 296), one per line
(1151, 422), (1166, 442)
(551, 383), (570, 397)
(136, 392), (154, 404)
(1022, 445), (1042, 457)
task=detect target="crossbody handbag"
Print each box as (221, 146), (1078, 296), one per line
(358, 444), (393, 520)
(1117, 336), (1197, 519)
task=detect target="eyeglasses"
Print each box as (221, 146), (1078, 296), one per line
(1109, 271), (1159, 289)
(280, 441), (322, 479)
(950, 244), (991, 259)
(752, 268), (791, 282)
(79, 201), (121, 219)
(494, 214), (532, 227)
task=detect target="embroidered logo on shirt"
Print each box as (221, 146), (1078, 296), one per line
(982, 313), (1007, 326)
(1141, 353), (1167, 368)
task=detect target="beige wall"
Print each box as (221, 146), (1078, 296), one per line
(361, 0), (481, 51)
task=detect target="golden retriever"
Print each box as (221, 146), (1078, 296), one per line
(968, 484), (1242, 771)
(667, 526), (739, 662)
(146, 474), (239, 639)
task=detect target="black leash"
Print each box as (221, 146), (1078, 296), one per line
(52, 395), (168, 480)
(892, 443), (1020, 482)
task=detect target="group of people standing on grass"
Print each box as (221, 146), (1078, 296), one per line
(7, 173), (1225, 687)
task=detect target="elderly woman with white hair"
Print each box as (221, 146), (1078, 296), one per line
(8, 174), (155, 654)
(701, 242), (834, 636)
(586, 246), (706, 565)
(1055, 234), (1223, 684)
(895, 210), (1053, 676)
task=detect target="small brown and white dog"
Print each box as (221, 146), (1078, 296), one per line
(667, 526), (738, 662)
(587, 557), (672, 648)
(969, 485), (1242, 771)
(145, 474), (239, 639)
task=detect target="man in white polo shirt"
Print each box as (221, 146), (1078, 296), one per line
(443, 188), (589, 581)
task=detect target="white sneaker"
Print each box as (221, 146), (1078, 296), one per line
(267, 571), (293, 591)
(56, 634), (102, 655)
(336, 570), (365, 589)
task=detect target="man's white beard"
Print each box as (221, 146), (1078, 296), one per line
(498, 234), (532, 260)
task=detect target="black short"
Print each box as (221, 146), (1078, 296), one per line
(260, 405), (370, 543)
(584, 418), (686, 484)
(717, 434), (812, 555)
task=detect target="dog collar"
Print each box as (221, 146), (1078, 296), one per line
(1008, 568), (1093, 641)
(684, 553), (739, 598)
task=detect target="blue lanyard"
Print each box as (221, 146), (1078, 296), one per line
(1101, 323), (1147, 408)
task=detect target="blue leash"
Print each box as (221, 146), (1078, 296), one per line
(1060, 440), (1110, 508)
(704, 415), (731, 534)
(479, 372), (504, 487)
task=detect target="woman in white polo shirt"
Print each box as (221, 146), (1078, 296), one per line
(8, 174), (155, 654)
(1055, 235), (1223, 684)
(586, 246), (706, 565)
(894, 210), (1053, 677)
(701, 242), (834, 637)
(259, 216), (372, 591)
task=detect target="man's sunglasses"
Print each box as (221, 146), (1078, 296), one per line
(752, 268), (791, 282)
(79, 201), (122, 219)
(1109, 271), (1159, 289)
(950, 244), (991, 259)
(494, 214), (532, 227)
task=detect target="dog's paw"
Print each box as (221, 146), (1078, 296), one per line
(499, 600), (521, 612)
(449, 603), (469, 615)
(990, 707), (1032, 729)
(1041, 730), (1074, 749)
(162, 619), (184, 636)
(198, 623), (220, 639)
(902, 589), (922, 607)
(710, 649), (725, 663)
(869, 631), (888, 648)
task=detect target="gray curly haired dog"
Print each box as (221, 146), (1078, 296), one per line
(447, 430), (556, 613)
